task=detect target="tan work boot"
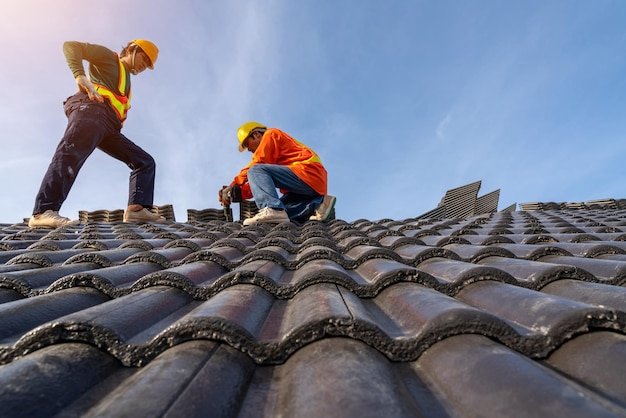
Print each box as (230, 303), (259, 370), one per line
(124, 207), (166, 223)
(243, 207), (289, 226)
(309, 195), (336, 222)
(29, 210), (80, 228)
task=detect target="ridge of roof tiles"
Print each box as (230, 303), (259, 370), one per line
(3, 193), (626, 415)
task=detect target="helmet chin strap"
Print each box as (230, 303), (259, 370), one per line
(129, 48), (138, 75)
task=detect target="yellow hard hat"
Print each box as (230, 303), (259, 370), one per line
(131, 39), (158, 69)
(237, 121), (266, 152)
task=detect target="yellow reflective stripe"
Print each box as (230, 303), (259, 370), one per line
(116, 58), (127, 94)
(305, 154), (322, 164)
(291, 154), (322, 166)
(290, 137), (322, 164)
(94, 87), (131, 121)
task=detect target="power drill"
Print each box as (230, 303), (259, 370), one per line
(221, 185), (242, 221)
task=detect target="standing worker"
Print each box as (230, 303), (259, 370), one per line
(28, 39), (166, 227)
(219, 122), (336, 226)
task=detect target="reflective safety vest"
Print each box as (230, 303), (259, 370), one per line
(92, 56), (132, 122)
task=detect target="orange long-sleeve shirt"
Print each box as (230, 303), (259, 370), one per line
(231, 128), (328, 200)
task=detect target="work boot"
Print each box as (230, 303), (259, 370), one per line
(309, 195), (336, 222)
(124, 208), (166, 223)
(243, 207), (289, 226)
(28, 210), (80, 228)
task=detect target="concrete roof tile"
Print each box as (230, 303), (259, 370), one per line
(3, 202), (626, 416)
(415, 334), (621, 418)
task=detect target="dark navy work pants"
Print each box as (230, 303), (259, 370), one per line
(33, 92), (157, 215)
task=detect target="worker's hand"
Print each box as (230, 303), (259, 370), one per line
(219, 185), (232, 206)
(75, 75), (104, 103)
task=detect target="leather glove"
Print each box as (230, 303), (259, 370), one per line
(219, 185), (232, 206)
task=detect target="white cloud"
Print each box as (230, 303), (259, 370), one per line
(436, 113), (452, 141)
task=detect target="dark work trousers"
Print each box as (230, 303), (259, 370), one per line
(33, 92), (157, 215)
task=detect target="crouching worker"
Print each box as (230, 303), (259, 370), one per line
(219, 122), (336, 226)
(28, 39), (165, 228)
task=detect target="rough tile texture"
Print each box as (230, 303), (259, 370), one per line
(2, 206), (626, 417)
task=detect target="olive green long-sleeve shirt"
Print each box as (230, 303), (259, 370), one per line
(63, 41), (131, 96)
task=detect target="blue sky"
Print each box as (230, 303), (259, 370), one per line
(1, 1), (625, 223)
